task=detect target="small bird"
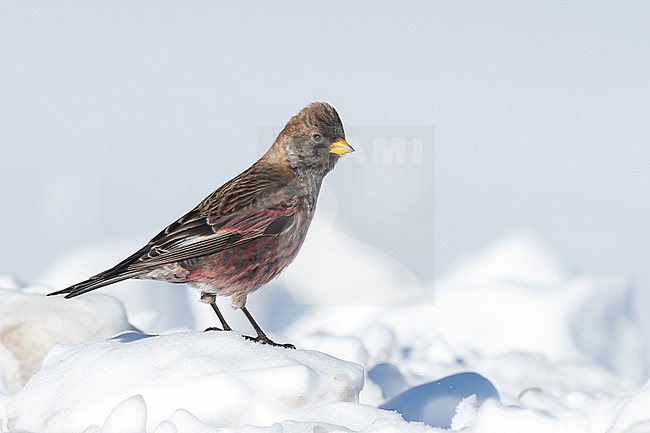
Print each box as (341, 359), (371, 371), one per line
(49, 102), (354, 348)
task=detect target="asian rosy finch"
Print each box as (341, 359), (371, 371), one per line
(49, 102), (354, 348)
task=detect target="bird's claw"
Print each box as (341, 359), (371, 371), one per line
(243, 334), (296, 349)
(204, 326), (225, 332)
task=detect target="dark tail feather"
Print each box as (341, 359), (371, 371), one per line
(48, 268), (145, 299)
(48, 242), (156, 298)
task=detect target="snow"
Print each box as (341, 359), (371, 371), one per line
(2, 229), (650, 432)
(379, 373), (498, 428)
(0, 290), (134, 394)
(6, 332), (369, 432)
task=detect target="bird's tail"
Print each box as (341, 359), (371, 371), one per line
(48, 267), (146, 299)
(48, 241), (156, 299)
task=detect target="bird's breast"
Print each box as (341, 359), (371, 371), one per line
(185, 208), (314, 295)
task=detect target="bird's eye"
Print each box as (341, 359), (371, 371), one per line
(312, 133), (323, 143)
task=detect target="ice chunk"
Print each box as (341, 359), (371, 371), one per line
(450, 394), (479, 430)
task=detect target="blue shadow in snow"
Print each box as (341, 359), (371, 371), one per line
(110, 331), (158, 343)
(368, 363), (408, 399)
(379, 371), (499, 429)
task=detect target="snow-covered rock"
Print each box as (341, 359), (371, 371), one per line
(0, 289), (134, 394)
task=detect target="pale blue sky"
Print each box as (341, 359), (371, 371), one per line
(1, 1), (649, 305)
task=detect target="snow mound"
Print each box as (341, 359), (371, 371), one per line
(442, 233), (566, 286)
(280, 194), (428, 306)
(4, 331), (431, 433)
(3, 230), (650, 433)
(0, 289), (134, 394)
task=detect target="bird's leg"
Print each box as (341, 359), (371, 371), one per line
(201, 292), (232, 332)
(240, 306), (295, 349)
(204, 302), (233, 332)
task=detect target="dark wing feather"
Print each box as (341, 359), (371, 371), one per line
(126, 161), (297, 268)
(128, 197), (298, 269)
(49, 160), (296, 298)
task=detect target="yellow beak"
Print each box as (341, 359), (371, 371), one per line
(329, 138), (355, 156)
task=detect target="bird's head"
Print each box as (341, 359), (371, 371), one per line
(266, 102), (354, 176)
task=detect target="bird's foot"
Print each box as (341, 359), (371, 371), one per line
(203, 326), (232, 332)
(243, 333), (296, 349)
